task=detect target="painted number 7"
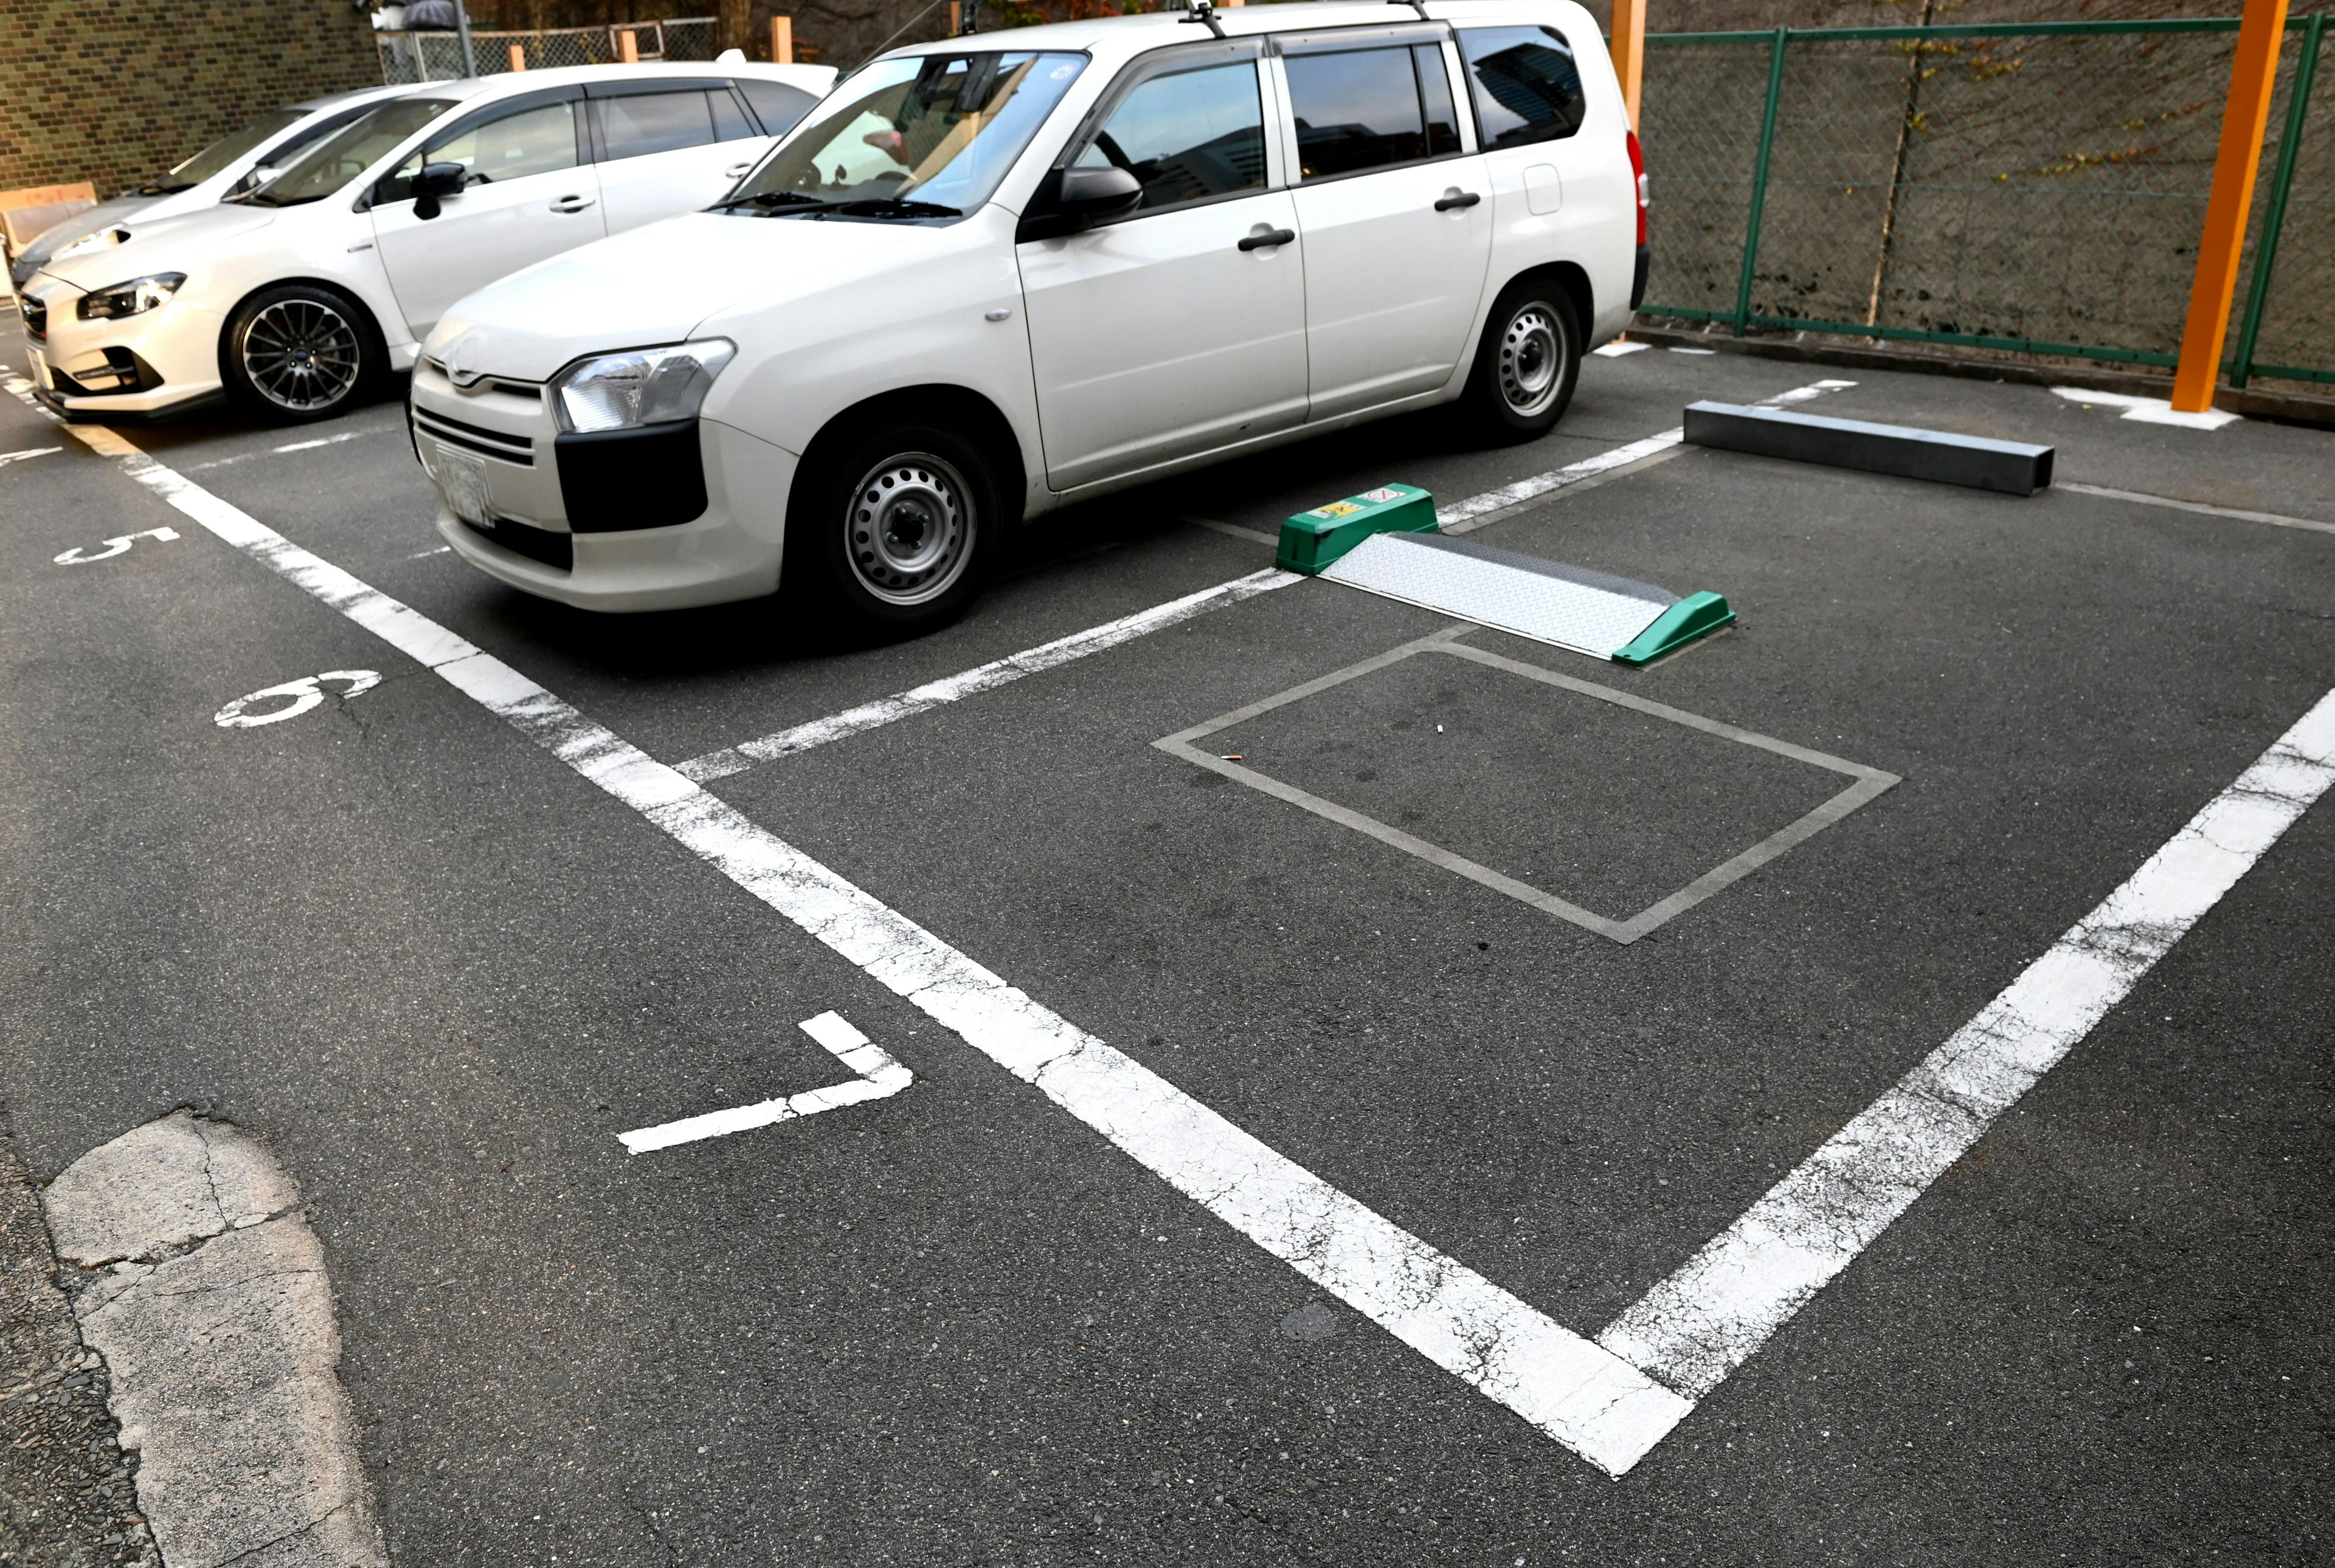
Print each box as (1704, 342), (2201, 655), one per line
(55, 527), (179, 565)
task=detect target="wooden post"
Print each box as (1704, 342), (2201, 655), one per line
(1608, 0), (1646, 128)
(948, 2), (961, 36)
(770, 14), (793, 63)
(507, 41), (527, 71)
(2170, 0), (2291, 412)
(618, 27), (639, 63)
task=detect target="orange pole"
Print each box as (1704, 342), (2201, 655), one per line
(947, 2), (960, 35)
(770, 14), (793, 62)
(507, 41), (527, 71)
(2170, 0), (2291, 412)
(618, 27), (639, 63)
(1609, 0), (1646, 128)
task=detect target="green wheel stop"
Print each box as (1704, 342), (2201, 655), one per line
(1276, 483), (1440, 574)
(1282, 482), (1736, 665)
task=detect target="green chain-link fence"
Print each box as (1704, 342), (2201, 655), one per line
(1638, 15), (2333, 392)
(378, 16), (722, 84)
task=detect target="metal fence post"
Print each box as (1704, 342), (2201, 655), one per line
(2229, 12), (2325, 387)
(1734, 27), (1790, 337)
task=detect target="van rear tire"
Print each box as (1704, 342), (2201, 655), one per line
(1456, 278), (1581, 444)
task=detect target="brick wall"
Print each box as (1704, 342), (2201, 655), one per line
(0, 0), (381, 201)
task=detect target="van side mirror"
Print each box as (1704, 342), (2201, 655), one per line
(1056, 166), (1143, 225)
(412, 161), (468, 221)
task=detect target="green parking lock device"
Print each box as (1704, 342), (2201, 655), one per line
(1276, 483), (1438, 575)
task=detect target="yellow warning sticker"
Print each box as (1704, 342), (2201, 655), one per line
(1308, 502), (1364, 519)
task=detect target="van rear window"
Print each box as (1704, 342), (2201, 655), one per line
(1456, 26), (1586, 148)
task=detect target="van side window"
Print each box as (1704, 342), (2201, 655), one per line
(599, 91), (717, 160)
(1456, 26), (1586, 148)
(1073, 61), (1266, 212)
(1414, 44), (1462, 156)
(1282, 47), (1436, 181)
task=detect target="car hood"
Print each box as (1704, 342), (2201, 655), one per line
(9, 196), (156, 285)
(426, 211), (976, 382)
(36, 202), (278, 292)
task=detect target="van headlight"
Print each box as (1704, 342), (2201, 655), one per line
(77, 273), (185, 320)
(551, 339), (735, 433)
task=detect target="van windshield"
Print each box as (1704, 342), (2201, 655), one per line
(244, 98), (455, 207)
(723, 50), (1085, 217)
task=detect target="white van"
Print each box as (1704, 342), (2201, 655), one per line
(19, 62), (835, 420)
(413, 2), (1647, 629)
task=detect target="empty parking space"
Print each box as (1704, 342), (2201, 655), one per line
(4, 345), (2330, 1562)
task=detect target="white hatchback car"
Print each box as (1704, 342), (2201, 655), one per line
(19, 61), (835, 421)
(413, 1), (1645, 627)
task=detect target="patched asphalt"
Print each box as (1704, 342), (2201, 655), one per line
(2, 342), (2329, 1566)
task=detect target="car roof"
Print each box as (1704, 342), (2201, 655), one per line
(380, 60), (834, 107)
(865, 1), (1522, 62)
(285, 82), (416, 113)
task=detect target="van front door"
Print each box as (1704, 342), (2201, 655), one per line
(1017, 47), (1308, 492)
(370, 91), (603, 341)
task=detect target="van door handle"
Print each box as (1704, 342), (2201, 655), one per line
(549, 195), (597, 213)
(1237, 227), (1296, 252)
(1434, 192), (1482, 212)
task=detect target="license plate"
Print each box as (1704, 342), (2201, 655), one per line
(433, 444), (493, 526)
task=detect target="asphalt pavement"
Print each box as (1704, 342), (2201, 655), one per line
(1, 342), (2328, 1566)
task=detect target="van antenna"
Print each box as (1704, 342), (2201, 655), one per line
(1391, 0), (1431, 16)
(1181, 0), (1227, 38)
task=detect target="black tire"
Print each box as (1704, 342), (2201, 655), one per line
(785, 416), (999, 634)
(221, 283), (382, 422)
(1455, 277), (1582, 444)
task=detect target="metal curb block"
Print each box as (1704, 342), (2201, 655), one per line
(1683, 401), (2055, 494)
(1281, 485), (1735, 665)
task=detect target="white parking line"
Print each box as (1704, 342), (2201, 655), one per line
(52, 416), (1692, 1476)
(1600, 688), (2335, 1395)
(1436, 379), (1856, 533)
(619, 1011), (910, 1153)
(674, 567), (1302, 782)
(2060, 481), (2335, 537)
(182, 427), (393, 472)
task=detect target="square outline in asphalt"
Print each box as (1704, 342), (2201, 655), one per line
(1154, 625), (1900, 944)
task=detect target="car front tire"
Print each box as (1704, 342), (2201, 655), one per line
(1458, 278), (1582, 444)
(787, 418), (998, 635)
(222, 283), (381, 423)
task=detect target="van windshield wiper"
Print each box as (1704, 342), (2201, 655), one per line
(820, 198), (961, 219)
(711, 190), (826, 212)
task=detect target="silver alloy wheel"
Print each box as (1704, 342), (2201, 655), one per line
(241, 297), (361, 412)
(1496, 300), (1565, 419)
(844, 451), (976, 607)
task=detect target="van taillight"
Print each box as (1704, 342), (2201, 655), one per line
(1626, 131), (1648, 247)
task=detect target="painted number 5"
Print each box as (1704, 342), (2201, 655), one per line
(215, 670), (382, 728)
(55, 527), (179, 565)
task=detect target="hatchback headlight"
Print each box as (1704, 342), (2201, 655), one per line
(551, 339), (735, 433)
(77, 273), (185, 320)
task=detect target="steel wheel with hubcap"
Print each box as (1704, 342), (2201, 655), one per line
(1459, 278), (1581, 443)
(791, 418), (999, 634)
(845, 452), (977, 608)
(223, 283), (378, 421)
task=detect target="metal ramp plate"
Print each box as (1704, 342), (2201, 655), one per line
(1319, 531), (1677, 658)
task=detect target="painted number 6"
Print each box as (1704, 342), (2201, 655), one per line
(215, 670), (382, 728)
